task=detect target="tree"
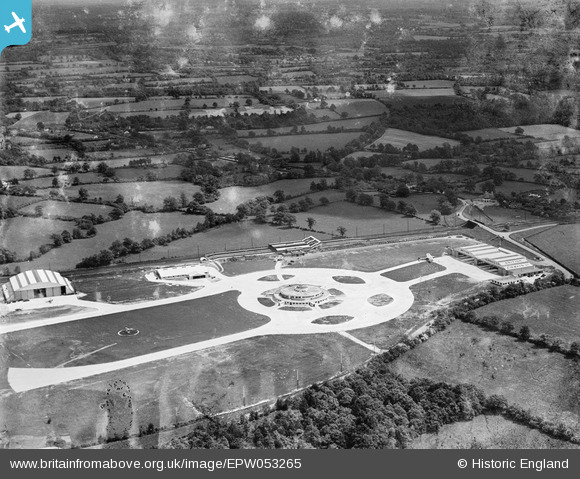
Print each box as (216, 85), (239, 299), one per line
(34, 205), (43, 217)
(395, 184), (410, 197)
(345, 189), (358, 203)
(23, 169), (36, 180)
(430, 209), (442, 224)
(273, 190), (286, 203)
(570, 342), (580, 357)
(337, 226), (347, 238)
(78, 188), (89, 202)
(357, 193), (374, 207)
(518, 325), (531, 341)
(319, 197), (330, 206)
(50, 233), (64, 247)
(404, 204), (417, 216)
(114, 194), (125, 205)
(61, 230), (72, 244)
(163, 196), (179, 212)
(52, 177), (60, 188)
(306, 217), (316, 230)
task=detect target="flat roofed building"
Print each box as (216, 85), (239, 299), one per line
(269, 236), (321, 253)
(154, 265), (213, 281)
(450, 243), (542, 278)
(1, 269), (75, 303)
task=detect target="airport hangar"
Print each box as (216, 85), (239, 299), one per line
(1, 269), (75, 303)
(449, 243), (543, 285)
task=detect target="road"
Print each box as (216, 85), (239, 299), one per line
(457, 200), (573, 279)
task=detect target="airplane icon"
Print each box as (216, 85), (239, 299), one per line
(4, 12), (26, 34)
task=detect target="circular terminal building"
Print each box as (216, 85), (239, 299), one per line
(274, 284), (330, 306)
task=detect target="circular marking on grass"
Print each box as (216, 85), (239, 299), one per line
(312, 315), (353, 325)
(332, 276), (366, 284)
(118, 327), (139, 337)
(279, 306), (312, 312)
(367, 294), (394, 307)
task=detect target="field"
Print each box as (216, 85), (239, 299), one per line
(63, 181), (202, 208)
(475, 286), (580, 346)
(296, 237), (476, 272)
(71, 269), (200, 304)
(7, 211), (204, 272)
(19, 200), (114, 218)
(208, 178), (334, 214)
(380, 261), (446, 282)
(393, 89), (456, 97)
(525, 224), (580, 276)
(411, 415), (579, 449)
(502, 167), (539, 182)
(104, 99), (185, 113)
(323, 99), (387, 117)
(389, 321), (580, 429)
(247, 132), (362, 152)
(499, 124), (580, 141)
(236, 116), (381, 137)
(401, 80), (455, 88)
(24, 147), (76, 161)
(462, 128), (520, 141)
(137, 221), (334, 263)
(4, 291), (269, 369)
(369, 128), (459, 150)
(291, 201), (431, 237)
(350, 273), (481, 350)
(10, 111), (70, 129)
(0, 166), (51, 180)
(0, 217), (75, 258)
(303, 105), (341, 119)
(0, 195), (42, 210)
(0, 332), (371, 446)
(476, 180), (542, 196)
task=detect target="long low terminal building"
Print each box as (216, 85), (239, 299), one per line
(449, 243), (542, 282)
(154, 264), (215, 281)
(269, 236), (321, 254)
(1, 269), (75, 303)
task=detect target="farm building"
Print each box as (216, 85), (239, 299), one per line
(154, 264), (214, 281)
(269, 236), (321, 254)
(1, 269), (75, 303)
(449, 243), (542, 278)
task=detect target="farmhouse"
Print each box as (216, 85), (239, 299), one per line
(154, 264), (214, 281)
(269, 236), (321, 254)
(449, 243), (542, 278)
(1, 269), (75, 303)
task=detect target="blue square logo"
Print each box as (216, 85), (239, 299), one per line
(1, 0), (32, 55)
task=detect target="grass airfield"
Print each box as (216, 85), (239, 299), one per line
(0, 236), (502, 446)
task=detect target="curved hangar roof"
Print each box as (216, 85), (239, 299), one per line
(2, 269), (74, 302)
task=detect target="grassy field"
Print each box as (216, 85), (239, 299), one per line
(209, 178), (334, 214)
(63, 181), (202, 208)
(475, 286), (580, 346)
(462, 128), (520, 141)
(4, 291), (269, 369)
(302, 105), (341, 119)
(411, 415), (579, 449)
(237, 116), (381, 137)
(247, 132), (362, 152)
(291, 201), (431, 237)
(389, 321), (580, 430)
(0, 195), (42, 210)
(71, 269), (199, 304)
(24, 147), (75, 162)
(137, 221), (334, 264)
(11, 111), (70, 129)
(499, 124), (580, 141)
(19, 200), (114, 218)
(0, 332), (371, 446)
(369, 128), (459, 150)
(394, 89), (456, 97)
(324, 99), (388, 117)
(0, 166), (51, 180)
(401, 80), (455, 88)
(476, 180), (542, 196)
(296, 237), (476, 272)
(350, 273), (482, 350)
(525, 224), (580, 276)
(7, 211), (204, 272)
(381, 261), (446, 282)
(105, 99), (185, 113)
(0, 217), (75, 258)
